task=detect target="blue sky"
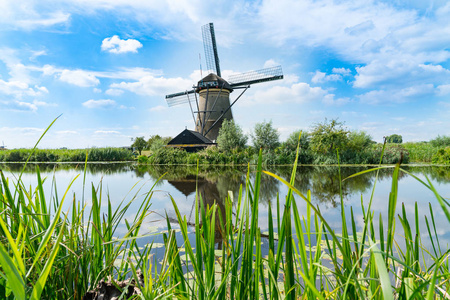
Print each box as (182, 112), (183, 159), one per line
(1, 0), (450, 148)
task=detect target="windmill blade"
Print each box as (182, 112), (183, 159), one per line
(228, 65), (283, 87)
(202, 23), (221, 77)
(165, 89), (195, 107)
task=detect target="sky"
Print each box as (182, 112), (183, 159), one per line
(1, 0), (450, 149)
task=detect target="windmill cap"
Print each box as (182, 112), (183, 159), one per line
(196, 73), (233, 92)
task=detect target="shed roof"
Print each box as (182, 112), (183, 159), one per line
(167, 129), (214, 145)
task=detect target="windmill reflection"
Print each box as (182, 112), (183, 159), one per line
(167, 175), (228, 248)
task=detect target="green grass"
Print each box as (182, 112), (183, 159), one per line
(1, 132), (450, 298)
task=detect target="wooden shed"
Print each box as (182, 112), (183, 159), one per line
(166, 129), (216, 152)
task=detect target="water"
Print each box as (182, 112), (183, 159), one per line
(2, 163), (450, 253)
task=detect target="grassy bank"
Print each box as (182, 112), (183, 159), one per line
(1, 147), (450, 299)
(0, 147), (134, 162)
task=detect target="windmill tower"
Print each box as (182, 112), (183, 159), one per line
(165, 23), (283, 142)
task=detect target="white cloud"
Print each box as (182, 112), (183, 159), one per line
(246, 81), (347, 106)
(354, 59), (450, 89)
(16, 11), (70, 29)
(105, 88), (124, 96)
(0, 79), (48, 98)
(150, 105), (167, 112)
(311, 70), (342, 84)
(101, 36), (143, 54)
(437, 84), (450, 96)
(358, 84), (435, 104)
(59, 69), (100, 87)
(0, 99), (50, 112)
(30, 50), (47, 61)
(82, 99), (116, 109)
(93, 88), (102, 93)
(263, 59), (279, 68)
(257, 0), (450, 94)
(332, 67), (351, 76)
(0, 1), (70, 30)
(94, 130), (121, 134)
(110, 72), (194, 96)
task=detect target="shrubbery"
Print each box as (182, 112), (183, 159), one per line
(432, 147), (450, 164)
(430, 135), (450, 147)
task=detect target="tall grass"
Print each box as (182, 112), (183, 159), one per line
(1, 133), (450, 298)
(0, 147), (134, 162)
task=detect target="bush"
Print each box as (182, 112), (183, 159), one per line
(367, 144), (410, 164)
(4, 150), (26, 162)
(148, 147), (188, 165)
(216, 119), (248, 152)
(137, 155), (149, 164)
(432, 147), (450, 164)
(347, 131), (374, 152)
(430, 135), (450, 147)
(277, 131), (313, 165)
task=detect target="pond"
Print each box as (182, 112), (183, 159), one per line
(1, 162), (450, 257)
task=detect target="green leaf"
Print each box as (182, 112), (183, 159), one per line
(369, 237), (394, 300)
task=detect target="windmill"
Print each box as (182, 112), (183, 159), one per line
(165, 23), (283, 142)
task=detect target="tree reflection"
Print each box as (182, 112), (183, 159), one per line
(1, 162), (414, 209)
(0, 162), (134, 174)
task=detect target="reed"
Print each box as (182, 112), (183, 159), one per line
(0, 147), (134, 162)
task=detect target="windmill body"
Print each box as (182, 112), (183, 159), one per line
(165, 23), (283, 145)
(195, 73), (233, 140)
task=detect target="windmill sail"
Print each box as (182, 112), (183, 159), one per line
(165, 89), (195, 107)
(228, 65), (283, 87)
(202, 23), (221, 77)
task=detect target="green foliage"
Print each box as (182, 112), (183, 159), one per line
(347, 130), (374, 152)
(368, 143), (410, 164)
(137, 155), (149, 164)
(403, 142), (436, 163)
(216, 119), (248, 152)
(430, 135), (450, 147)
(131, 136), (147, 155)
(386, 134), (403, 144)
(147, 135), (171, 152)
(310, 118), (350, 154)
(276, 131), (313, 164)
(0, 166), (154, 299)
(147, 147), (188, 165)
(432, 147), (450, 164)
(251, 120), (280, 150)
(0, 148), (133, 162)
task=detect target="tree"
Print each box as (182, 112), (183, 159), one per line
(310, 118), (349, 154)
(131, 136), (147, 155)
(283, 130), (310, 151)
(251, 120), (280, 150)
(216, 119), (248, 152)
(386, 134), (402, 144)
(147, 135), (171, 152)
(347, 130), (374, 152)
